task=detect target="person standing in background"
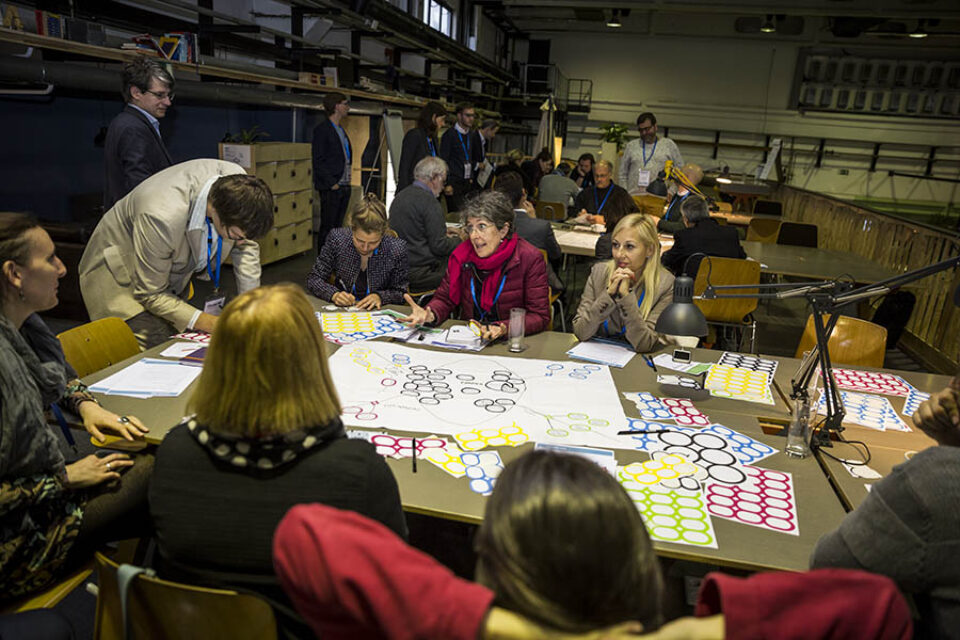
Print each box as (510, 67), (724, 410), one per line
(473, 119), (499, 190)
(103, 57), (175, 210)
(398, 101), (446, 191)
(312, 92), (353, 251)
(619, 112), (683, 196)
(439, 102), (479, 212)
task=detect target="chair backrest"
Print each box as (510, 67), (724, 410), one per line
(94, 553), (278, 640)
(753, 199), (783, 216)
(535, 201), (565, 221)
(693, 257), (761, 323)
(794, 315), (887, 368)
(633, 194), (666, 217)
(776, 222), (818, 248)
(714, 201), (733, 213)
(57, 317), (141, 378)
(746, 218), (782, 243)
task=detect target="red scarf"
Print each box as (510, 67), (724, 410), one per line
(447, 235), (518, 309)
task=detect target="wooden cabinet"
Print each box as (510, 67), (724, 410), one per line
(219, 142), (314, 265)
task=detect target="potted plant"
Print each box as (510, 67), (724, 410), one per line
(599, 123), (629, 152)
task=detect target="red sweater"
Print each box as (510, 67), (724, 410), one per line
(428, 237), (551, 335)
(273, 504), (494, 640)
(696, 569), (912, 640)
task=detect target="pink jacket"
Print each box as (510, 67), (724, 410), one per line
(427, 237), (551, 335)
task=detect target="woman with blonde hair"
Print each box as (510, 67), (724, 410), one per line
(149, 284), (405, 633)
(306, 193), (408, 310)
(572, 213), (675, 352)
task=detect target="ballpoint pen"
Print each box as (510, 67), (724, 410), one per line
(642, 354), (657, 372)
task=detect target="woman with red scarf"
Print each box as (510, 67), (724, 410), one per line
(402, 191), (550, 341)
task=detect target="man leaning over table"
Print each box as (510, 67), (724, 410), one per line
(79, 159), (274, 349)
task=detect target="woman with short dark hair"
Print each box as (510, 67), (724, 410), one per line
(402, 191), (551, 341)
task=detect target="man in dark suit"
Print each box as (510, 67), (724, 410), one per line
(439, 102), (478, 212)
(472, 119), (498, 190)
(494, 171), (564, 292)
(103, 57), (175, 210)
(312, 92), (353, 251)
(661, 196), (746, 277)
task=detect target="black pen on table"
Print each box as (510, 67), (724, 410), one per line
(411, 437), (417, 473)
(616, 429), (672, 435)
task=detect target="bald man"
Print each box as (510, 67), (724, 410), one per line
(658, 163), (704, 234)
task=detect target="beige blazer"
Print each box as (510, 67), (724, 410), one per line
(79, 159), (262, 331)
(572, 261), (676, 353)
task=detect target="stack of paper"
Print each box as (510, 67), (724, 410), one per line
(88, 358), (202, 398)
(567, 340), (635, 368)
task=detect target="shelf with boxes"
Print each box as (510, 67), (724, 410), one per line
(219, 142), (315, 265)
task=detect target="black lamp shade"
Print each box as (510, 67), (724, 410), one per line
(655, 275), (708, 337)
(645, 178), (668, 197)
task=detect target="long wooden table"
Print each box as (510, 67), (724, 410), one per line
(84, 320), (846, 573)
(741, 241), (900, 284)
(769, 355), (951, 510)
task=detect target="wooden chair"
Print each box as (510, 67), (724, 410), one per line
(535, 201), (566, 221)
(539, 249), (565, 332)
(746, 218), (782, 243)
(794, 315), (887, 368)
(752, 199), (783, 216)
(776, 222), (818, 248)
(714, 201), (733, 213)
(57, 317), (141, 379)
(633, 194), (666, 217)
(693, 257), (761, 353)
(93, 552), (278, 640)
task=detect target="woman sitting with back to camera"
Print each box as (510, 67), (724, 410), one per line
(572, 213), (675, 353)
(306, 193), (408, 310)
(402, 191), (550, 342)
(0, 213), (151, 599)
(148, 283), (406, 634)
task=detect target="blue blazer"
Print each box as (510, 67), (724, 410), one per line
(103, 105), (173, 210)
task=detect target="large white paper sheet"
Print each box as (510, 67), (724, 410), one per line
(329, 343), (630, 449)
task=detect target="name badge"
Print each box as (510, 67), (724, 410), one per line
(203, 295), (226, 316)
(637, 169), (652, 188)
(463, 163), (473, 180)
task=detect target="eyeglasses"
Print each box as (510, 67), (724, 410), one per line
(144, 90), (174, 101)
(465, 222), (494, 235)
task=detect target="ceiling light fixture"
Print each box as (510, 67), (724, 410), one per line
(607, 9), (622, 28)
(760, 15), (776, 33)
(909, 19), (928, 38)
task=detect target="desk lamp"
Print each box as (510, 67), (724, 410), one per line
(645, 160), (708, 200)
(656, 252), (960, 457)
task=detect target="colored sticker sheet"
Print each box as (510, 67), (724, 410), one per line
(618, 468), (718, 548)
(318, 311), (414, 345)
(454, 423), (530, 451)
(717, 352), (779, 377)
(328, 343), (630, 449)
(705, 363), (776, 406)
(461, 451), (504, 495)
(818, 389), (911, 432)
(901, 389), (930, 418)
(705, 466), (799, 536)
(423, 444), (468, 478)
(832, 368), (914, 397)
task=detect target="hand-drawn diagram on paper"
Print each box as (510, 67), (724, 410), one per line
(328, 342), (628, 448)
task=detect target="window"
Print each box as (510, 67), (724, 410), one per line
(422, 0), (454, 38)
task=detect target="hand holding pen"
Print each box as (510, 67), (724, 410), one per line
(332, 278), (357, 307)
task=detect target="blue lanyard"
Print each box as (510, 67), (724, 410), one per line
(470, 273), (507, 322)
(593, 186), (614, 214)
(352, 273), (370, 297)
(641, 139), (657, 166)
(667, 193), (689, 220)
(604, 288), (645, 337)
(456, 130), (471, 161)
(205, 220), (223, 290)
(334, 123), (351, 163)
(427, 137), (437, 157)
